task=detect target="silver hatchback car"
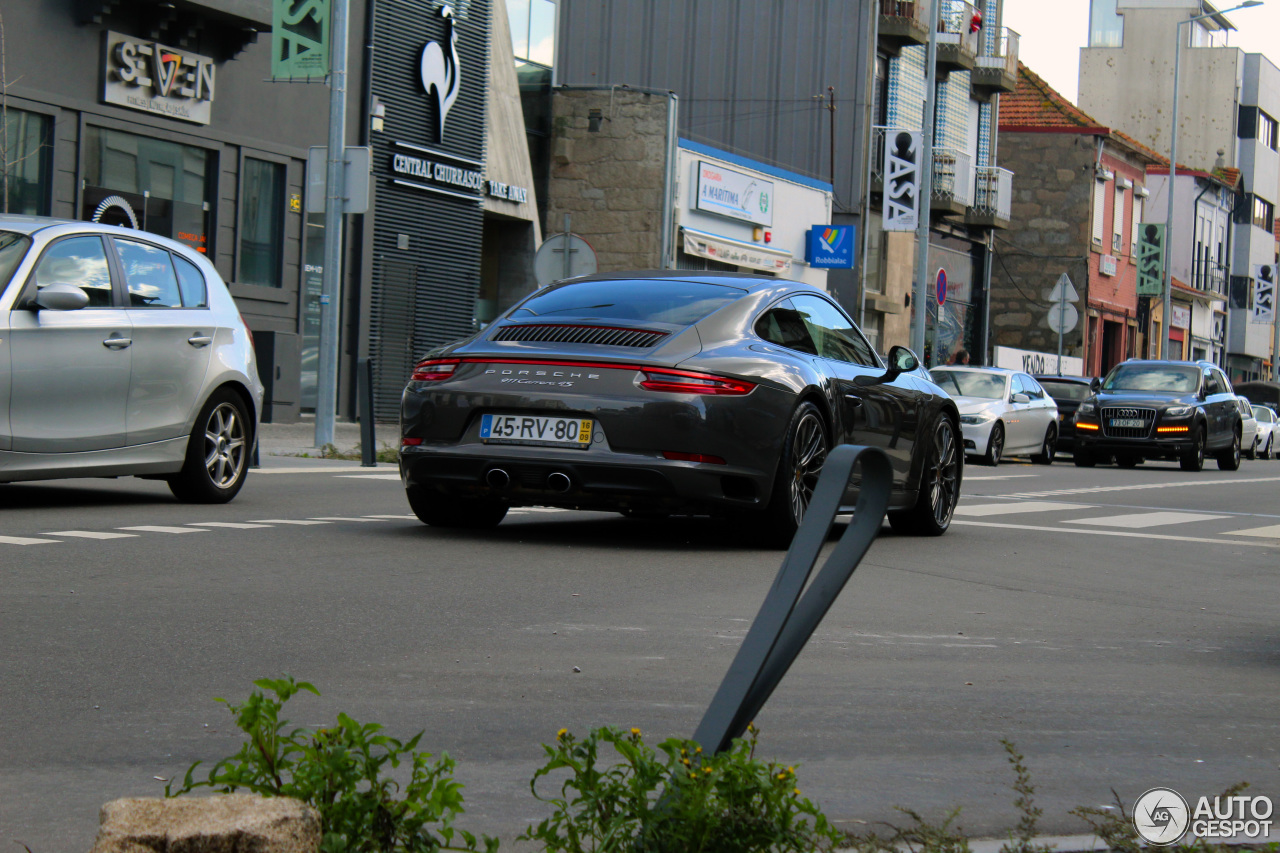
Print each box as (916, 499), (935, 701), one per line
(0, 215), (264, 502)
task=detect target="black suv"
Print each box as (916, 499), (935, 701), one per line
(1073, 359), (1242, 471)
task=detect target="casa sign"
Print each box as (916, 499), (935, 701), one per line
(104, 31), (215, 125)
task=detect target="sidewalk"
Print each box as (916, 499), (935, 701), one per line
(257, 415), (400, 458)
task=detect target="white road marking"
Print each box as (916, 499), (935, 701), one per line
(337, 474), (402, 480)
(954, 519), (1275, 547)
(117, 526), (208, 534)
(188, 522), (273, 529)
(1064, 511), (1229, 529)
(1230, 523), (1280, 539)
(254, 466), (380, 474)
(307, 516), (393, 522)
(45, 530), (138, 540)
(363, 514), (416, 519)
(0, 535), (59, 545)
(964, 474), (1040, 481)
(1008, 475), (1280, 498)
(955, 501), (1091, 517)
(248, 519), (332, 525)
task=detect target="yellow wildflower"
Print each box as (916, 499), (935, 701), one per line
(630, 727), (641, 737)
(556, 728), (568, 740)
(703, 767), (713, 774)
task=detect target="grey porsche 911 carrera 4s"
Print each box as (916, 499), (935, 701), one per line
(399, 271), (961, 545)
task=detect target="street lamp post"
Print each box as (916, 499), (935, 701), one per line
(1162, 0), (1262, 360)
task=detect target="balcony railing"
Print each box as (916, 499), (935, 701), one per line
(936, 0), (979, 71)
(878, 0), (931, 50)
(932, 148), (974, 212)
(967, 166), (1012, 228)
(972, 27), (1019, 96)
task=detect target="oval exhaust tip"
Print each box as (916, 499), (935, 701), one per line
(547, 472), (572, 493)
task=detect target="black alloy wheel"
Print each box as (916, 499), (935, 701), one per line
(1031, 425), (1057, 465)
(1115, 454), (1141, 469)
(406, 485), (508, 528)
(889, 414), (961, 536)
(1180, 426), (1206, 472)
(168, 389), (251, 504)
(759, 402), (829, 547)
(1217, 428), (1242, 471)
(983, 422), (1004, 467)
(1072, 448), (1097, 468)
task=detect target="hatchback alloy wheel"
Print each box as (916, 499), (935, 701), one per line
(203, 402), (248, 488)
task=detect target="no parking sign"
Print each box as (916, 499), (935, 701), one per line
(936, 268), (948, 305)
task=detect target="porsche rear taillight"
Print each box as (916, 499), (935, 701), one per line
(411, 358), (461, 381)
(638, 368), (755, 396)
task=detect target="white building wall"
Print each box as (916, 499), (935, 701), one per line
(674, 147), (833, 290)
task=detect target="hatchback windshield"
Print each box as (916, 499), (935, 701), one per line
(510, 279), (745, 326)
(1103, 364), (1199, 392)
(932, 369), (1007, 399)
(0, 231), (33, 296)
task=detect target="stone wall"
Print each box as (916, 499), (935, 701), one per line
(547, 89), (671, 272)
(991, 132), (1097, 357)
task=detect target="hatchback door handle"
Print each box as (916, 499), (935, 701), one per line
(103, 336), (132, 349)
(187, 335), (213, 348)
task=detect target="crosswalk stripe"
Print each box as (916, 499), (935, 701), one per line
(45, 530), (138, 540)
(116, 526), (208, 534)
(1009, 475), (1280, 498)
(953, 519), (1275, 547)
(0, 535), (59, 545)
(248, 519), (331, 525)
(188, 522), (273, 529)
(1064, 511), (1229, 529)
(337, 474), (402, 480)
(955, 501), (1090, 517)
(1229, 523), (1280, 539)
(307, 516), (392, 522)
(363, 514), (416, 519)
(964, 474), (1040, 481)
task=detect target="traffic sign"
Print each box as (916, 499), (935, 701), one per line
(534, 233), (598, 285)
(936, 268), (948, 305)
(1047, 302), (1079, 334)
(1048, 273), (1079, 304)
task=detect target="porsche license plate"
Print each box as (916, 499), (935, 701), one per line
(480, 414), (592, 447)
(1109, 418), (1145, 429)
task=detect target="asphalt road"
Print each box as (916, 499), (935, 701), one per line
(2, 452), (1278, 852)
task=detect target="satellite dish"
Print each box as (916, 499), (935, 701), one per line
(534, 233), (598, 286)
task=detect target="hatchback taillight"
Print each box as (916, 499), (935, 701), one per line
(639, 368), (755, 396)
(411, 358), (461, 381)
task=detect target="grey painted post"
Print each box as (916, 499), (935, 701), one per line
(911, 0), (941, 362)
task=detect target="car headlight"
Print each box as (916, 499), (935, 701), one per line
(1078, 402), (1096, 415)
(1164, 405), (1192, 417)
(959, 412), (996, 425)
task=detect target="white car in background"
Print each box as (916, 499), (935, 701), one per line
(1238, 397), (1259, 459)
(930, 366), (1059, 466)
(1251, 404), (1278, 460)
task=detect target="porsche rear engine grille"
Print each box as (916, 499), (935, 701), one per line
(1101, 406), (1156, 439)
(492, 324), (669, 348)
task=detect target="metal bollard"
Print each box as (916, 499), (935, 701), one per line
(692, 444), (893, 754)
(358, 357), (376, 467)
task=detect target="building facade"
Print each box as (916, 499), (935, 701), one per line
(1079, 0), (1280, 380)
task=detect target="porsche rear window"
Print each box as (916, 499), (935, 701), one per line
(510, 279), (745, 327)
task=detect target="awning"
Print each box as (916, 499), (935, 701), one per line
(681, 227), (792, 275)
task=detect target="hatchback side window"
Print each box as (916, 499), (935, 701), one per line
(789, 294), (879, 366)
(755, 300), (818, 355)
(172, 254), (209, 308)
(114, 239), (183, 308)
(31, 236), (114, 307)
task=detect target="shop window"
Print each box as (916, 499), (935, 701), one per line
(2, 108), (52, 215)
(82, 126), (212, 255)
(240, 158), (285, 287)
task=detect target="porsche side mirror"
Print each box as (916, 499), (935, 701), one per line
(855, 345), (919, 387)
(29, 284), (90, 312)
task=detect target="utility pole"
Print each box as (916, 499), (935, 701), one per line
(827, 86), (836, 191)
(315, 0), (350, 449)
(911, 0), (941, 362)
